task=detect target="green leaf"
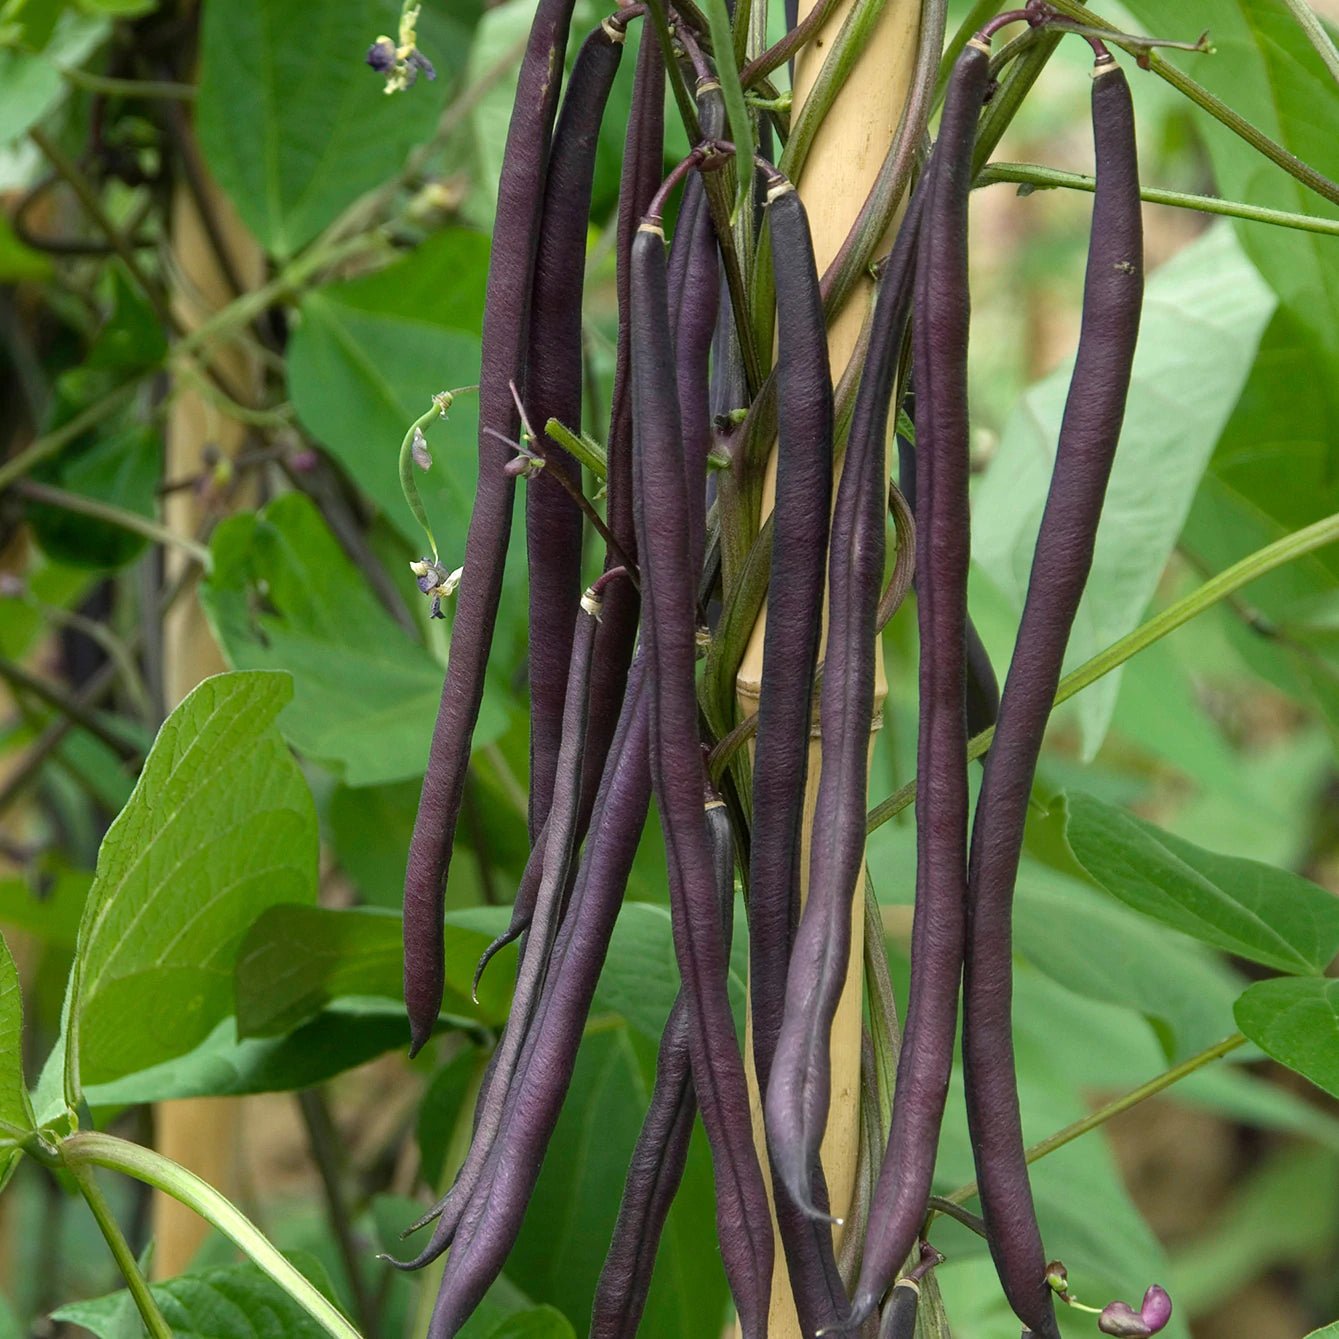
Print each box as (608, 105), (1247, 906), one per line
(1235, 976), (1339, 1099)
(487, 1306), (577, 1339)
(1064, 790), (1339, 975)
(0, 933), (36, 1190)
(235, 902), (515, 1039)
(28, 422), (161, 570)
(0, 210), (51, 280)
(81, 1006), (411, 1106)
(416, 1048), (480, 1187)
(973, 225), (1276, 758)
(0, 47), (62, 144)
(0, 866), (92, 950)
(200, 492), (485, 786)
(286, 228), (490, 547)
(504, 1024), (728, 1339)
(1012, 863), (1244, 1062)
(235, 905), (402, 1038)
(196, 0), (449, 257)
(1120, 0), (1339, 362)
(64, 670), (317, 1092)
(1305, 1325), (1339, 1339)
(52, 1254), (337, 1339)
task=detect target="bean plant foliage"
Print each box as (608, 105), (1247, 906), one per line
(0, 0), (1337, 1336)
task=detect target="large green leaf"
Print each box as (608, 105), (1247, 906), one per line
(1064, 790), (1339, 975)
(1012, 863), (1244, 1062)
(1305, 1325), (1339, 1338)
(286, 227), (490, 547)
(1235, 976), (1339, 1099)
(504, 1023), (729, 1339)
(235, 903), (516, 1038)
(0, 934), (36, 1190)
(201, 492), (491, 786)
(52, 1254), (337, 1338)
(972, 225), (1275, 758)
(64, 671), (317, 1090)
(196, 0), (450, 257)
(81, 1006), (412, 1106)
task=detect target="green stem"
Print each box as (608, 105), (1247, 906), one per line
(1278, 0), (1339, 86)
(544, 418), (608, 480)
(780, 0), (890, 183)
(867, 509), (1339, 831)
(703, 0), (754, 224)
(61, 1132), (362, 1339)
(978, 161), (1339, 237)
(16, 480), (212, 571)
(1043, 0), (1339, 209)
(741, 0), (843, 86)
(973, 29), (1064, 173)
(59, 67), (197, 99)
(941, 1034), (1247, 1206)
(0, 379), (139, 492)
(67, 1163), (173, 1339)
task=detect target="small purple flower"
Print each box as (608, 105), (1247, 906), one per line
(408, 49), (436, 81)
(366, 36), (397, 72)
(1099, 1285), (1173, 1337)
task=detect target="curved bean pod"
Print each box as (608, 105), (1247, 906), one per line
(632, 212), (773, 1338)
(394, 584), (602, 1266)
(962, 53), (1141, 1339)
(589, 795), (736, 1339)
(850, 39), (990, 1325)
(425, 668), (653, 1335)
(403, 0), (580, 1054)
(764, 176), (926, 1227)
(525, 19), (627, 842)
(748, 171), (854, 1334)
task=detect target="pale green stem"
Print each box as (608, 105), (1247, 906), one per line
(61, 1132), (362, 1339)
(59, 67), (197, 99)
(941, 1033), (1247, 1206)
(1043, 0), (1339, 209)
(1278, 0), (1339, 86)
(545, 418), (608, 480)
(17, 480), (212, 572)
(67, 1162), (173, 1339)
(867, 509), (1339, 830)
(979, 161), (1339, 237)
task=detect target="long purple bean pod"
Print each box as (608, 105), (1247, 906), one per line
(525, 18), (628, 843)
(962, 51), (1141, 1339)
(394, 580), (604, 1264)
(423, 667), (653, 1335)
(403, 0), (580, 1054)
(895, 428), (1000, 735)
(631, 205), (774, 1338)
(763, 190), (925, 1228)
(849, 38), (990, 1325)
(669, 80), (723, 582)
(589, 793), (736, 1339)
(748, 169), (853, 1335)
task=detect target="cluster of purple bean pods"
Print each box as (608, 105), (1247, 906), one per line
(395, 2), (1170, 1336)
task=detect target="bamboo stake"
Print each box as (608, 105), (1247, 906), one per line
(736, 0), (920, 1331)
(151, 167), (263, 1281)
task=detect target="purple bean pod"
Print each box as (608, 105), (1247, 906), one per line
(393, 586), (602, 1265)
(589, 794), (736, 1339)
(850, 40), (990, 1326)
(525, 19), (627, 842)
(895, 428), (1000, 736)
(403, 0), (580, 1054)
(763, 192), (924, 1230)
(962, 53), (1141, 1339)
(749, 172), (853, 1335)
(631, 212), (774, 1338)
(424, 667), (653, 1335)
